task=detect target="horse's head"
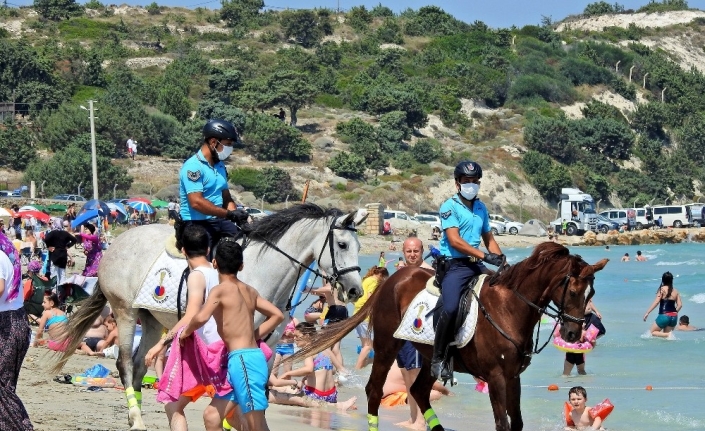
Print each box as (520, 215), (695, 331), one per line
(318, 208), (367, 303)
(553, 255), (609, 343)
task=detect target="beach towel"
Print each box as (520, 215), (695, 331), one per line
(156, 328), (232, 404)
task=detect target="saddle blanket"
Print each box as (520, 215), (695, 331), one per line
(393, 275), (486, 348)
(133, 251), (189, 313)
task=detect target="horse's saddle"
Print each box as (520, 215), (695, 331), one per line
(429, 275), (482, 336)
(165, 235), (185, 259)
(394, 274), (486, 349)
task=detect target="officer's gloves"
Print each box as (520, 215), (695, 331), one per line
(226, 209), (250, 226)
(483, 252), (505, 267)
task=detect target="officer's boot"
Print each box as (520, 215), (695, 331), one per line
(430, 311), (454, 380)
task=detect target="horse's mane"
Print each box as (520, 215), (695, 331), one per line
(247, 203), (343, 244)
(491, 242), (575, 289)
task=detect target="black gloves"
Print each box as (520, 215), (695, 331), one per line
(483, 252), (505, 267)
(226, 209), (250, 226)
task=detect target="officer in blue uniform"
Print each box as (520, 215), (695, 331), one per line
(178, 119), (248, 254)
(431, 160), (505, 380)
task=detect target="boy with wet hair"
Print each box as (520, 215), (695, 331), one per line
(181, 238), (284, 431)
(566, 386), (604, 430)
(676, 315), (700, 331)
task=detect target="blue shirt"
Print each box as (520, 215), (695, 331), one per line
(439, 195), (491, 258)
(179, 150), (228, 221)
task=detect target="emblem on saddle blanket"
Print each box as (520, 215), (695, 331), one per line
(393, 275), (486, 348)
(133, 251), (188, 313)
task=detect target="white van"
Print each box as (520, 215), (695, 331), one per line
(629, 207), (653, 229)
(384, 210), (412, 221)
(651, 205), (691, 228)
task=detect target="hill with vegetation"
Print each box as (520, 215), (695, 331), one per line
(2, 0), (705, 220)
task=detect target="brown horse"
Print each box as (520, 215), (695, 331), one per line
(290, 242), (608, 431)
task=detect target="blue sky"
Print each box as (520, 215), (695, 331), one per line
(9, 0), (701, 27)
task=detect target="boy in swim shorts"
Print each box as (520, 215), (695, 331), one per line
(566, 386), (606, 430)
(180, 238), (284, 431)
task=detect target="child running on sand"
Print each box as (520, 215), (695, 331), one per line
(280, 323), (357, 410)
(180, 238), (284, 431)
(565, 386), (606, 430)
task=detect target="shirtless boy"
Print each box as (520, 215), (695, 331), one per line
(676, 315), (700, 331)
(566, 386), (604, 430)
(180, 238), (284, 431)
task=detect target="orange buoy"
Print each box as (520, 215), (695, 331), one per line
(645, 385), (653, 391)
(548, 384), (559, 391)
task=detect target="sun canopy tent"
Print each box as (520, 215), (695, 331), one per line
(518, 219), (548, 237)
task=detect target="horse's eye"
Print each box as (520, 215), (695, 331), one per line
(337, 242), (347, 250)
(569, 290), (577, 298)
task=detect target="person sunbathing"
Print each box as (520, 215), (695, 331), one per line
(32, 293), (69, 351)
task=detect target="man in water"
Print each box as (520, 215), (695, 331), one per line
(392, 236), (436, 429)
(178, 119), (248, 254)
(432, 160), (505, 379)
(636, 250), (647, 261)
(676, 315), (699, 331)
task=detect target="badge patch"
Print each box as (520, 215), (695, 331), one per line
(187, 170), (201, 181)
(441, 210), (452, 219)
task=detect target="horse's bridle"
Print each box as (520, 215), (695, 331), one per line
(473, 263), (595, 363)
(246, 217), (361, 310)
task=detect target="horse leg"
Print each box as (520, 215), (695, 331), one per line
(486, 372), (511, 431)
(131, 311), (163, 417)
(506, 376), (523, 431)
(409, 358), (444, 431)
(114, 307), (145, 430)
(365, 337), (403, 431)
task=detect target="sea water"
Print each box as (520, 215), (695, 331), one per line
(289, 243), (705, 431)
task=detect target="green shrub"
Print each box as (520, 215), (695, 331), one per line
(146, 2), (160, 15)
(559, 57), (612, 86)
(58, 17), (115, 39)
(346, 6), (372, 32)
(583, 1), (624, 16)
(392, 152), (415, 170)
(411, 138), (442, 163)
(334, 182), (346, 191)
(328, 151), (366, 180)
(336, 118), (376, 143)
(315, 94), (344, 108)
(252, 166), (299, 203)
(244, 113), (312, 161)
(84, 0), (104, 8)
(508, 74), (576, 104)
(0, 120), (38, 170)
(230, 167), (261, 190)
(34, 0), (83, 20)
(637, 0), (688, 13)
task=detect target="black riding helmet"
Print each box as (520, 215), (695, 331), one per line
(203, 119), (239, 142)
(454, 160), (482, 179)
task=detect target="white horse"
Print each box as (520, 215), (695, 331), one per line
(52, 204), (366, 430)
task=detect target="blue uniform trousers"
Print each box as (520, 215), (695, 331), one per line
(440, 260), (485, 316)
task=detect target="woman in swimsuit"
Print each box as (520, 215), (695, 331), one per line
(281, 324), (354, 409)
(643, 271), (682, 338)
(32, 293), (69, 351)
(273, 316), (299, 377)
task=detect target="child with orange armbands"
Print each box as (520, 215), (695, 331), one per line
(564, 386), (613, 430)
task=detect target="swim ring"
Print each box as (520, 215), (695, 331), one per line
(552, 324), (599, 354)
(564, 398), (614, 426)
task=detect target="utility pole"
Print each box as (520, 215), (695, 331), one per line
(643, 72), (649, 89)
(81, 101), (99, 199)
(615, 60), (620, 73)
(661, 87), (667, 103)
(629, 65), (635, 82)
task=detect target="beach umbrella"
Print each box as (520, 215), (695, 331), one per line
(71, 209), (100, 229)
(19, 205), (39, 212)
(19, 210), (50, 223)
(127, 197), (152, 204)
(107, 202), (128, 216)
(0, 208), (10, 217)
(80, 199), (111, 216)
(47, 203), (67, 212)
(127, 201), (155, 214)
(150, 199), (168, 209)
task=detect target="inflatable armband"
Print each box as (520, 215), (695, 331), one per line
(564, 399), (613, 426)
(589, 398), (614, 421)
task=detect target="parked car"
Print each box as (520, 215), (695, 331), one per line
(489, 220), (506, 235)
(651, 205), (692, 228)
(384, 210), (418, 223)
(0, 190), (21, 197)
(599, 209), (629, 227)
(489, 214), (524, 235)
(596, 215), (619, 233)
(53, 194), (86, 202)
(245, 207), (270, 219)
(413, 213), (441, 228)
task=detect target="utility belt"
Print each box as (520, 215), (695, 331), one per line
(433, 255), (481, 288)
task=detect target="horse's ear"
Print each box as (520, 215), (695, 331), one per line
(584, 258), (609, 276)
(353, 208), (368, 226)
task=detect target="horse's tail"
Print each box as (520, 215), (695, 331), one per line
(288, 287), (383, 364)
(50, 285), (108, 374)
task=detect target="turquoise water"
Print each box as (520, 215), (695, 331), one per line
(290, 243), (705, 431)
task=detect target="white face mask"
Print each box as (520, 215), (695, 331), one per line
(459, 183), (480, 200)
(216, 142), (233, 160)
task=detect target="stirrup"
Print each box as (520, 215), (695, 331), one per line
(440, 357), (455, 386)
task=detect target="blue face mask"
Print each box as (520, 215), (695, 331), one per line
(459, 183), (480, 200)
